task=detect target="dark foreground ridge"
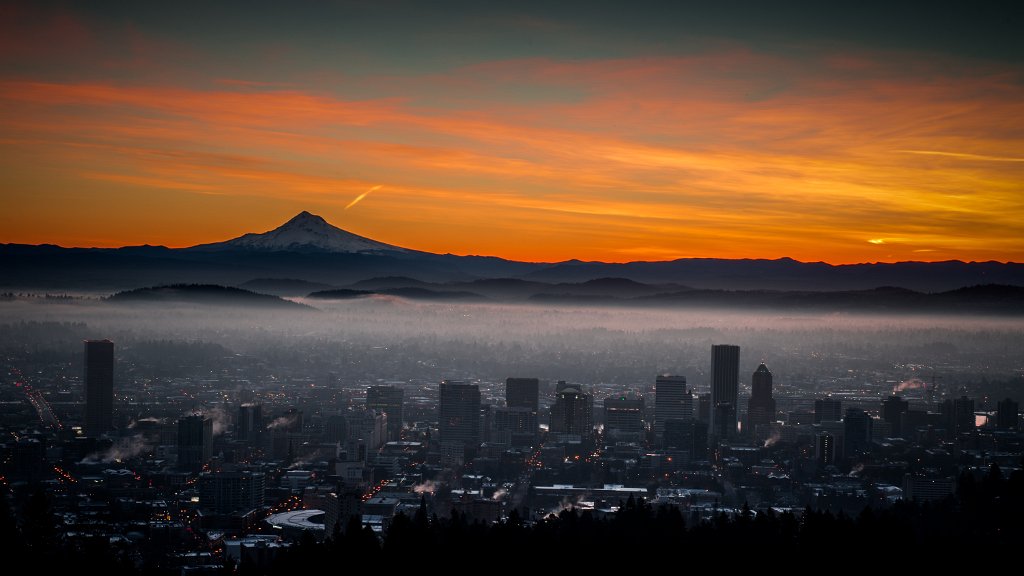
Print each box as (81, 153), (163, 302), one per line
(4, 465), (1020, 570)
(107, 284), (312, 310)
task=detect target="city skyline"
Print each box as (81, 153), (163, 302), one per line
(1, 2), (1022, 264)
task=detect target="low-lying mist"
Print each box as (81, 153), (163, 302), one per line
(1, 295), (1021, 396)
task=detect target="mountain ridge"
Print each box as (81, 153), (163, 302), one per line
(3, 212), (1023, 292)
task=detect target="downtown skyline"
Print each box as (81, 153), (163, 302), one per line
(1, 1), (1022, 264)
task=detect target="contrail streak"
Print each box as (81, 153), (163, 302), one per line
(345, 185), (382, 209)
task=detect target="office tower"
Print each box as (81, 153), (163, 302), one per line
(709, 344), (740, 440)
(603, 395), (644, 435)
(366, 386), (404, 441)
(494, 407), (538, 447)
(882, 395), (910, 438)
(83, 339), (115, 436)
(816, 432), (835, 465)
(439, 381), (482, 449)
(480, 403), (493, 443)
(941, 396), (975, 438)
(697, 393), (712, 423)
(198, 470), (266, 514)
(996, 398), (1019, 430)
(236, 403), (263, 442)
(712, 403), (736, 441)
(664, 418), (708, 460)
(550, 382), (593, 437)
(814, 398), (843, 423)
(843, 408), (873, 458)
(746, 364), (776, 438)
(654, 375), (691, 445)
(177, 415), (213, 472)
(506, 377), (540, 412)
(349, 409), (387, 452)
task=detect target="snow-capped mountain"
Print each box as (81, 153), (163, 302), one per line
(189, 211), (407, 253)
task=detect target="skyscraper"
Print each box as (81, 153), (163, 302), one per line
(816, 432), (836, 465)
(814, 398), (843, 423)
(506, 377), (539, 412)
(236, 403), (263, 442)
(654, 375), (691, 445)
(843, 408), (873, 458)
(746, 363), (776, 439)
(549, 382), (593, 438)
(366, 385), (404, 441)
(709, 344), (740, 440)
(941, 396), (975, 438)
(996, 398), (1020, 430)
(502, 377), (540, 447)
(882, 395), (910, 438)
(83, 339), (114, 436)
(178, 415), (213, 472)
(603, 395), (644, 437)
(198, 470), (266, 514)
(438, 381), (481, 450)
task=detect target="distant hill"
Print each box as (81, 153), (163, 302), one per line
(347, 276), (433, 290)
(529, 284), (1024, 315)
(107, 284), (312, 309)
(238, 278), (336, 296)
(308, 287), (485, 301)
(4, 211), (1024, 292)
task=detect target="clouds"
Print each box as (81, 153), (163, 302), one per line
(0, 4), (1021, 263)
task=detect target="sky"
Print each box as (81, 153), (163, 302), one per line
(1, 0), (1022, 264)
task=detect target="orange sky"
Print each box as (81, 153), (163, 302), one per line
(1, 3), (1022, 264)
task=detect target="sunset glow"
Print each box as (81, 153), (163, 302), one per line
(1, 2), (1021, 263)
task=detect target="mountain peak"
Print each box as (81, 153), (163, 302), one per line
(188, 211), (406, 254)
(286, 210), (326, 224)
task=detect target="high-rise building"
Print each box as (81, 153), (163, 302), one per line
(941, 396), (975, 438)
(236, 404), (263, 442)
(697, 393), (712, 423)
(198, 470), (266, 514)
(712, 403), (736, 441)
(178, 415), (213, 472)
(494, 407), (538, 447)
(348, 409), (387, 453)
(439, 381), (481, 450)
(816, 432), (835, 466)
(550, 382), (593, 438)
(501, 377), (539, 447)
(83, 339), (114, 436)
(814, 398), (843, 423)
(366, 386), (404, 441)
(506, 378), (539, 412)
(996, 398), (1020, 430)
(882, 395), (910, 438)
(654, 375), (691, 445)
(843, 408), (873, 458)
(664, 418), (707, 460)
(709, 344), (740, 440)
(746, 364), (776, 438)
(603, 395), (644, 436)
